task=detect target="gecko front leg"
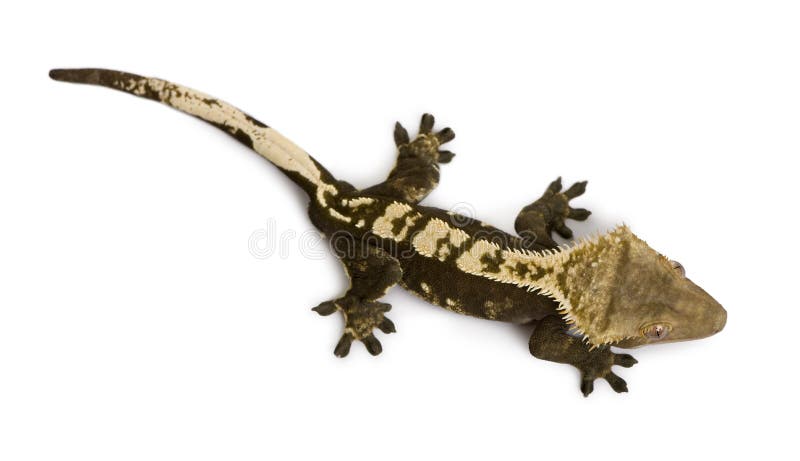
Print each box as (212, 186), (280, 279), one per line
(529, 316), (638, 396)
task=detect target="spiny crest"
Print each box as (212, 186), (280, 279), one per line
(527, 224), (641, 348)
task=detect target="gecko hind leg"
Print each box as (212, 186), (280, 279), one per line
(360, 113), (455, 204)
(529, 316), (637, 396)
(312, 241), (402, 357)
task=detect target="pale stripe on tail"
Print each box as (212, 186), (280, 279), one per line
(49, 68), (338, 205)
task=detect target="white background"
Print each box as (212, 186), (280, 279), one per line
(1, 1), (797, 460)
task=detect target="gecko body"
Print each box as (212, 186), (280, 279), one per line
(50, 68), (726, 395)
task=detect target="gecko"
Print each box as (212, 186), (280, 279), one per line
(49, 68), (727, 396)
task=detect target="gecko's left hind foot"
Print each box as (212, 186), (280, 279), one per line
(360, 114), (455, 204)
(313, 296), (396, 357)
(394, 113), (456, 164)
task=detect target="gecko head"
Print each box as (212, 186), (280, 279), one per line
(557, 225), (726, 348)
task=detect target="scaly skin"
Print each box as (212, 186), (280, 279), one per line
(50, 68), (727, 396)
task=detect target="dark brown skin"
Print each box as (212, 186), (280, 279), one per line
(50, 68), (727, 396)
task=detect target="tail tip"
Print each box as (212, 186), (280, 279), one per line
(49, 68), (67, 81)
(48, 68), (102, 84)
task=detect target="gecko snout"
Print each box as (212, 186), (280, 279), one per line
(712, 307), (727, 334)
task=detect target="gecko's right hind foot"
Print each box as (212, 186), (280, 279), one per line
(529, 316), (637, 397)
(313, 295), (396, 357)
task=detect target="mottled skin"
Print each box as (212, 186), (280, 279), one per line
(50, 68), (727, 396)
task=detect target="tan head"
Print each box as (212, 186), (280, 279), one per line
(552, 226), (726, 348)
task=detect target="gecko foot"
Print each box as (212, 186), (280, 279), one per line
(575, 348), (638, 397)
(394, 113), (456, 164)
(539, 177), (590, 239)
(515, 177), (591, 247)
(313, 295), (396, 357)
(529, 315), (637, 397)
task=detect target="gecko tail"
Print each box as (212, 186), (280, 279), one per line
(49, 67), (340, 205)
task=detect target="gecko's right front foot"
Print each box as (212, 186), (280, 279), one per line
(313, 295), (396, 357)
(572, 347), (637, 397)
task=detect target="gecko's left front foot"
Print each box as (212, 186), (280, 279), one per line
(515, 177), (591, 248)
(529, 316), (637, 396)
(313, 296), (396, 357)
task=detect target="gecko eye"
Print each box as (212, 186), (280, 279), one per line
(670, 260), (686, 276)
(643, 324), (670, 340)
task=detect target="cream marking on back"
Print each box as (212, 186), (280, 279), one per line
(371, 202), (421, 241)
(115, 77), (337, 205)
(410, 218), (470, 262)
(411, 219), (449, 258)
(380, 210), (599, 338)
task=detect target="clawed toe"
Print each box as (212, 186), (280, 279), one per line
(554, 221), (574, 239)
(334, 333), (354, 358)
(563, 180), (587, 199)
(581, 378), (595, 397)
(437, 150), (455, 163)
(568, 208), (591, 221)
(435, 127), (455, 144)
(614, 353), (638, 368)
(312, 300), (338, 316)
(546, 177), (563, 194)
(394, 122), (410, 146)
(362, 334), (383, 356)
(604, 372), (629, 393)
(420, 113), (435, 134)
(378, 318), (396, 334)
